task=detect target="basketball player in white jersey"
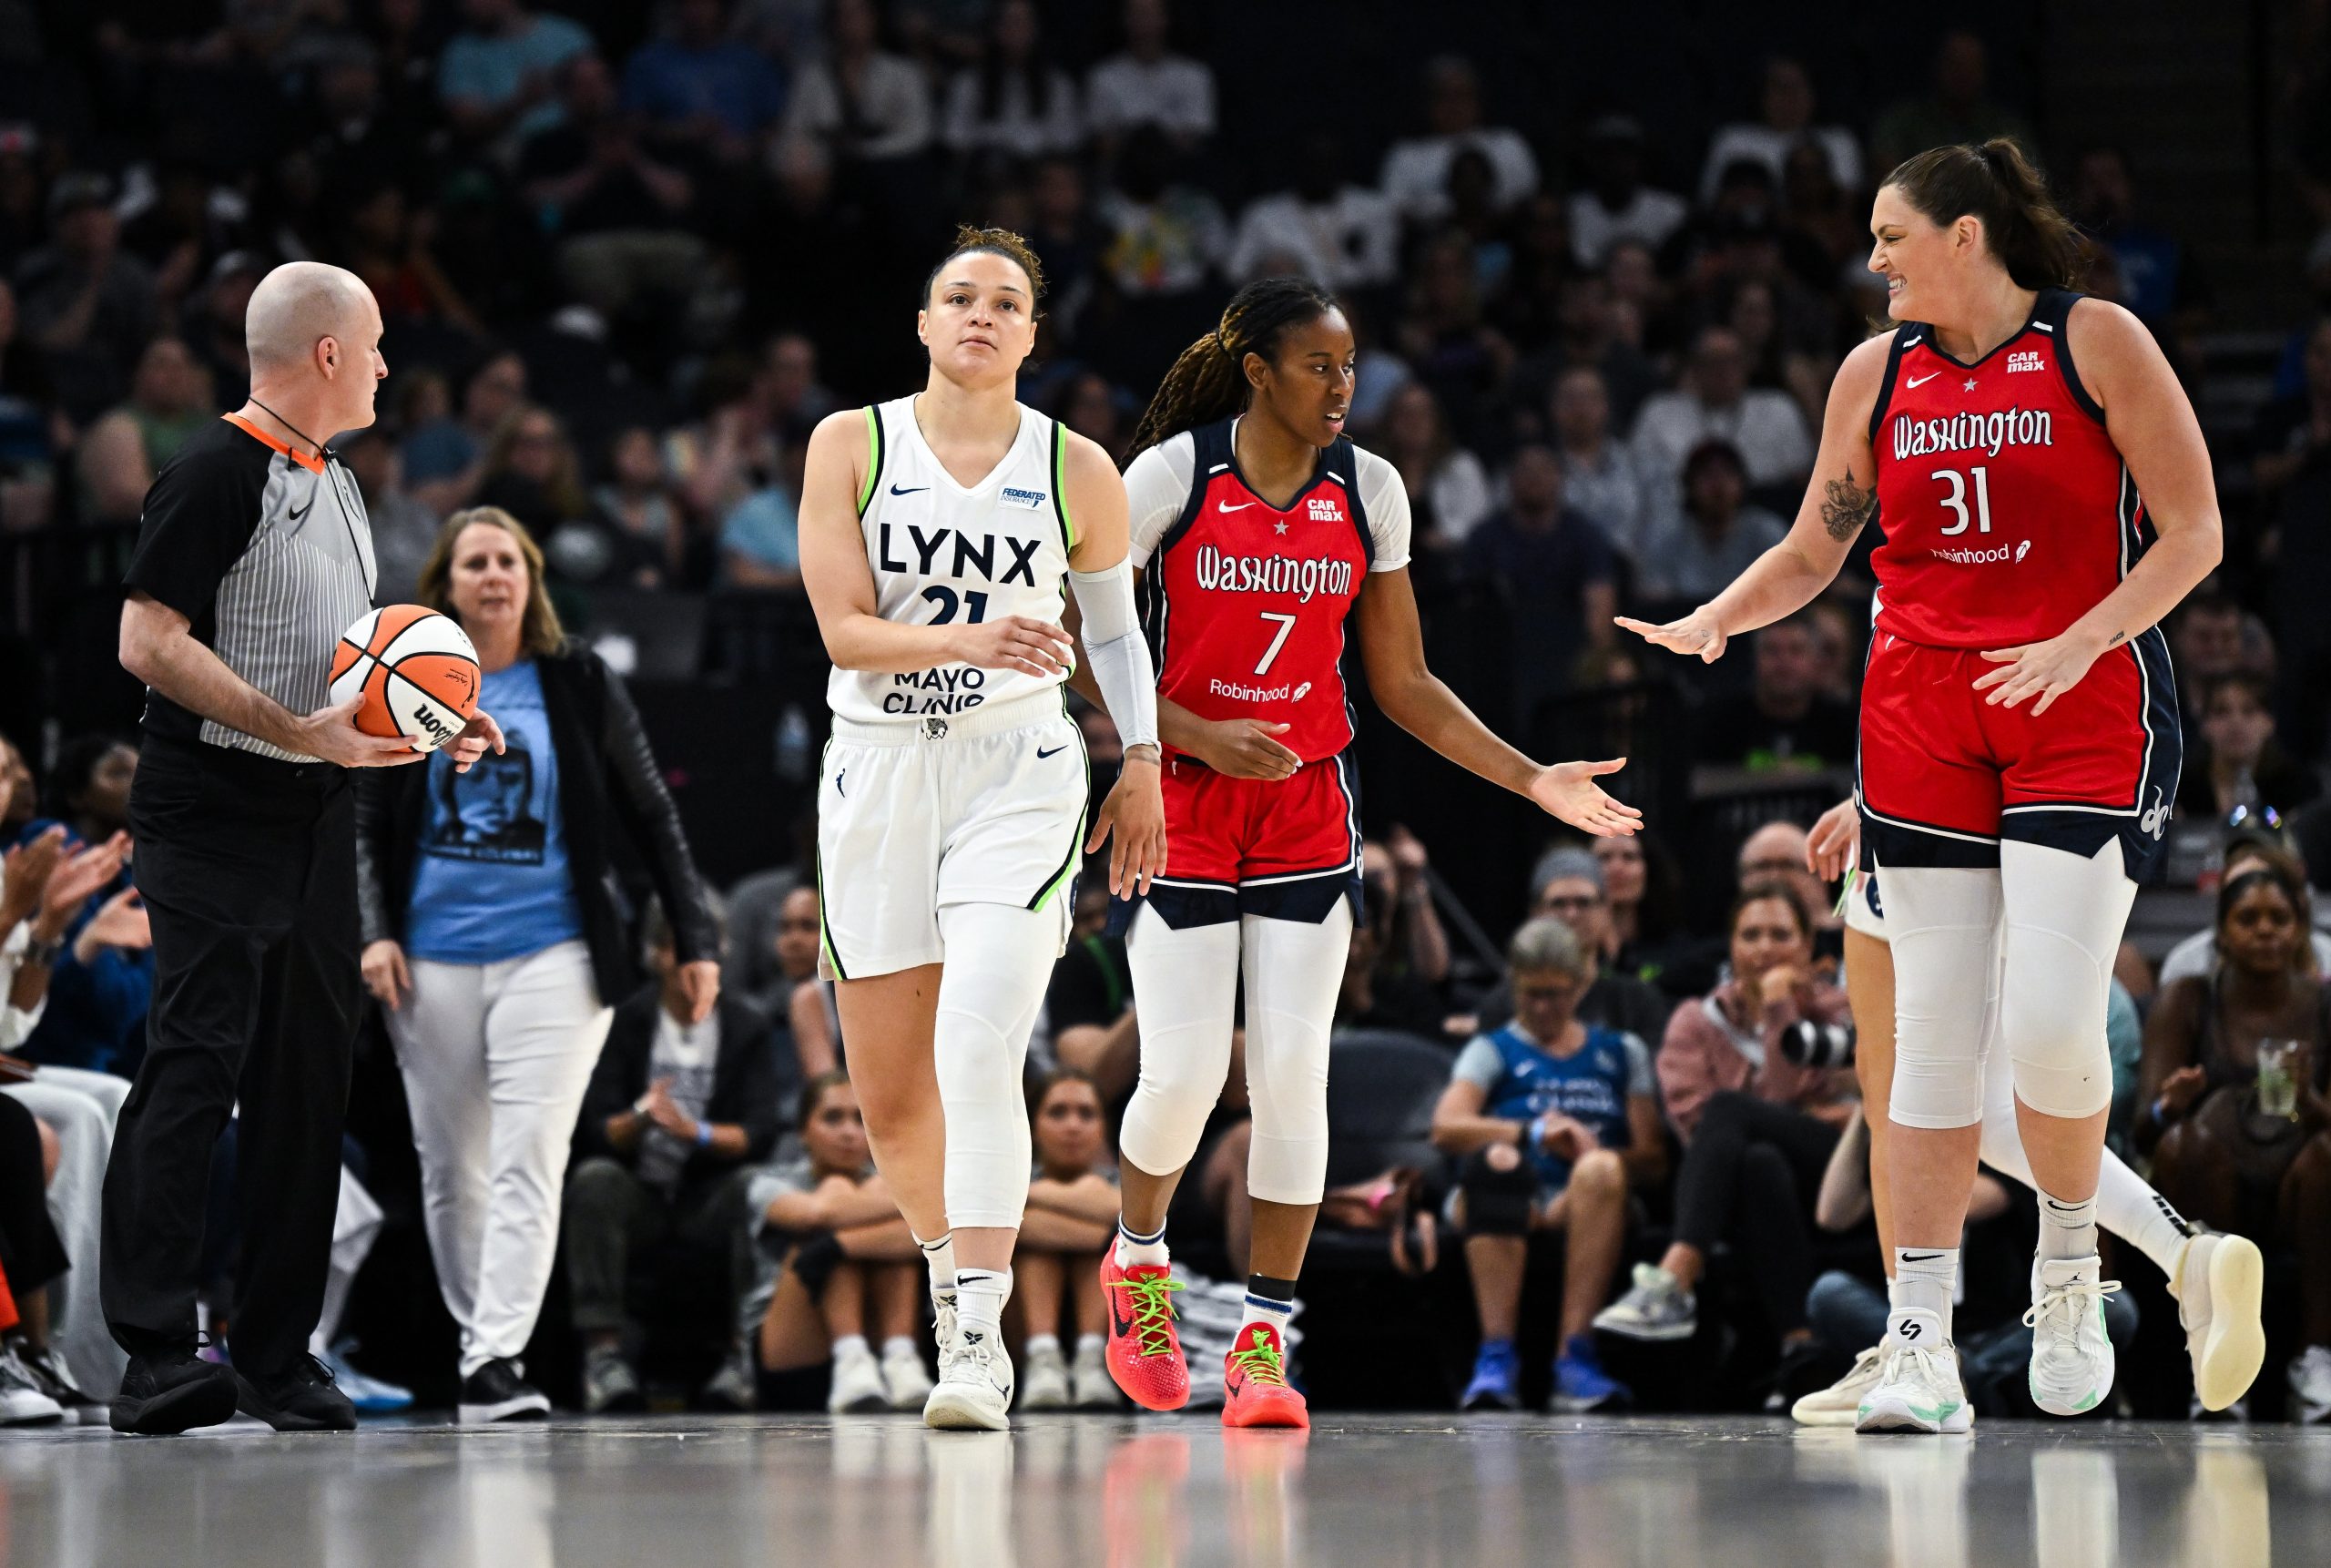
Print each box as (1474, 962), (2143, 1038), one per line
(799, 227), (1166, 1430)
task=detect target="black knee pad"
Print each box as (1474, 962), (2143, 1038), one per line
(788, 1233), (845, 1300)
(1460, 1147), (1536, 1235)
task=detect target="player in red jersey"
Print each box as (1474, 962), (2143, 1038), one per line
(1625, 141), (2222, 1433)
(1074, 277), (1641, 1427)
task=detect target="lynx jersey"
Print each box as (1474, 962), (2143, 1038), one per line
(1125, 420), (1411, 764)
(830, 395), (1076, 728)
(1867, 288), (2142, 651)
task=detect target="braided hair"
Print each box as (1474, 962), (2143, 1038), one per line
(1124, 276), (1341, 461)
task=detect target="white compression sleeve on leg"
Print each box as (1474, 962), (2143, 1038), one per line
(1069, 561), (1158, 750)
(1881, 862), (2003, 1130)
(1117, 904), (1241, 1179)
(1240, 901), (1353, 1206)
(1977, 1052), (2191, 1277)
(1997, 839), (2134, 1121)
(933, 903), (1061, 1230)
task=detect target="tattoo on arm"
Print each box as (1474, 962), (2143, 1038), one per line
(1820, 474), (1877, 542)
(2105, 630), (2128, 647)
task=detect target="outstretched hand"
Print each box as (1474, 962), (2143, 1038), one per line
(1616, 607), (1728, 663)
(1526, 759), (1642, 838)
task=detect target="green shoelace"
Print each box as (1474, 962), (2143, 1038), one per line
(1106, 1274), (1185, 1357)
(1228, 1329), (1288, 1387)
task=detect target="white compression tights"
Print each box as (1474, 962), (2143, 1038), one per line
(1118, 900), (1353, 1206)
(934, 902), (1065, 1230)
(1883, 838), (2134, 1130)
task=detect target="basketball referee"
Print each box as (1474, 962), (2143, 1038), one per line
(101, 262), (502, 1435)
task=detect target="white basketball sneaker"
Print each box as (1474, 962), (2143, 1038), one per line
(2026, 1255), (2119, 1417)
(932, 1291), (962, 1381)
(1856, 1312), (1972, 1434)
(827, 1340), (890, 1414)
(1019, 1341), (1072, 1410)
(2171, 1231), (2266, 1412)
(881, 1339), (935, 1410)
(924, 1326), (1014, 1431)
(1791, 1344), (1886, 1428)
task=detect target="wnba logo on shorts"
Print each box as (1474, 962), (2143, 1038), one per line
(2139, 788), (2169, 840)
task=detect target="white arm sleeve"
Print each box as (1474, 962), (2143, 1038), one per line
(1352, 447), (1413, 571)
(1124, 434), (1196, 568)
(1069, 560), (1159, 750)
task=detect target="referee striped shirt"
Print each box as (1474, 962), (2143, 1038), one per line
(123, 414), (378, 764)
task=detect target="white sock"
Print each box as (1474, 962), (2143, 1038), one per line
(1115, 1217), (1170, 1269)
(2113, 1177), (2194, 1284)
(881, 1335), (919, 1360)
(832, 1333), (870, 1361)
(1025, 1333), (1060, 1358)
(1889, 1247), (1959, 1343)
(1240, 1276), (1298, 1342)
(954, 1268), (1011, 1340)
(2039, 1189), (2100, 1265)
(918, 1231), (957, 1301)
(1074, 1332), (1104, 1360)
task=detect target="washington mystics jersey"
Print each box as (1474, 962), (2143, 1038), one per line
(1868, 289), (2139, 650)
(832, 395), (1075, 726)
(1124, 419), (1412, 764)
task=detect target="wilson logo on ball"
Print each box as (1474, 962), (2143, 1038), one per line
(328, 605), (482, 754)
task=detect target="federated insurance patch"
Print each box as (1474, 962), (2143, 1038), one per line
(1000, 486), (1048, 509)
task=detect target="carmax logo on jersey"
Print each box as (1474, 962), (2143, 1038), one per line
(1929, 540), (2033, 565)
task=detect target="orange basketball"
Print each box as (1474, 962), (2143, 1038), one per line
(327, 606), (482, 753)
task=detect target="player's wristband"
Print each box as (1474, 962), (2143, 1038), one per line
(695, 1121), (715, 1149)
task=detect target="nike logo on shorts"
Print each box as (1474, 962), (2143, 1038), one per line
(1217, 500), (1257, 513)
(1035, 745), (1066, 759)
(890, 484), (929, 495)
(1905, 372), (1940, 389)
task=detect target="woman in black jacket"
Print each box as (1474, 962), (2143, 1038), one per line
(356, 506), (718, 1423)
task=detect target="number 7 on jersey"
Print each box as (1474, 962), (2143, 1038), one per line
(1255, 612), (1298, 676)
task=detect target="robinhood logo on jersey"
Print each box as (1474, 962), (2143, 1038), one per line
(1193, 545), (1354, 603)
(1891, 406), (2054, 461)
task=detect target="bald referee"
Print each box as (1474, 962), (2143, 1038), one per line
(103, 262), (502, 1435)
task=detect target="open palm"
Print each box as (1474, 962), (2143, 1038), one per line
(1528, 759), (1642, 837)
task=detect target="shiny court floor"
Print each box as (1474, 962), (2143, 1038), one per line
(2, 1413), (2326, 1568)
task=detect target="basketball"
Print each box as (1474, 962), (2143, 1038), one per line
(327, 605), (481, 754)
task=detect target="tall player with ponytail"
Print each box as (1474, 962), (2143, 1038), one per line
(1087, 278), (1641, 1429)
(1626, 141), (2223, 1433)
(799, 227), (1166, 1431)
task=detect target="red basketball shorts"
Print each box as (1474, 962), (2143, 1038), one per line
(1135, 751), (1364, 928)
(1855, 626), (2181, 878)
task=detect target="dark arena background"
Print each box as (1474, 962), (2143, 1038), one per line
(2, 0), (2330, 1563)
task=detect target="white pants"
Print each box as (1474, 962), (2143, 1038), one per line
(388, 940), (611, 1378)
(311, 1168), (386, 1358)
(3, 1066), (130, 1396)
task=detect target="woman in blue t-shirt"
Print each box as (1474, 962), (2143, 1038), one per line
(355, 506), (718, 1423)
(1431, 917), (1666, 1413)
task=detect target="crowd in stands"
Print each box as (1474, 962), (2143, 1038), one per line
(0, 0), (2329, 1423)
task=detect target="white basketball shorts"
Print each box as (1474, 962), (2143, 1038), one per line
(816, 690), (1087, 979)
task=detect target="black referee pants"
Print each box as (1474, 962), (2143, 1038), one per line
(101, 738), (361, 1378)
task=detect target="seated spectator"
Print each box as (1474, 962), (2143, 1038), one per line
(1735, 820), (1843, 969)
(1378, 56), (1539, 223)
(2177, 673), (2319, 827)
(1379, 382), (1491, 545)
(1870, 30), (2031, 175)
(622, 0), (787, 164)
(779, 0), (933, 168)
(404, 351), (529, 517)
(565, 900), (784, 1414)
(1593, 831), (1690, 990)
(437, 0), (595, 149)
(0, 1095), (71, 1424)
(580, 426), (690, 591)
(2135, 861), (2331, 1421)
(1056, 372), (1131, 466)
(1629, 326), (1815, 504)
(2070, 144), (2205, 338)
(519, 55), (704, 322)
(1370, 830), (1451, 993)
(76, 336), (213, 526)
(1594, 881), (1855, 1360)
(1694, 616), (1858, 776)
(718, 439), (806, 591)
(1568, 116), (1689, 271)
(1698, 56), (1862, 203)
(342, 429), (442, 606)
(1013, 1069), (1124, 1410)
(1227, 132), (1400, 291)
(771, 886), (838, 1085)
(942, 0), (1081, 165)
(1433, 919), (1665, 1412)
(1548, 364), (1648, 561)
(1096, 125), (1229, 300)
(11, 171), (159, 423)
(1473, 848), (1672, 1044)
(1084, 0), (1216, 153)
(19, 738), (147, 1077)
(1463, 444), (1616, 717)
(1044, 882), (1137, 1101)
(475, 404), (591, 541)
(751, 1073), (934, 1412)
(1632, 440), (1789, 603)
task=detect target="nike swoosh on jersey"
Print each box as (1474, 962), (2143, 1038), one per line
(1035, 745), (1066, 759)
(1217, 500), (1258, 513)
(288, 498), (315, 522)
(1904, 372), (1940, 389)
(890, 484), (930, 495)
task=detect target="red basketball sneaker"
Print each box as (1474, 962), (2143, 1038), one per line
(1221, 1323), (1308, 1430)
(1100, 1253), (1188, 1410)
